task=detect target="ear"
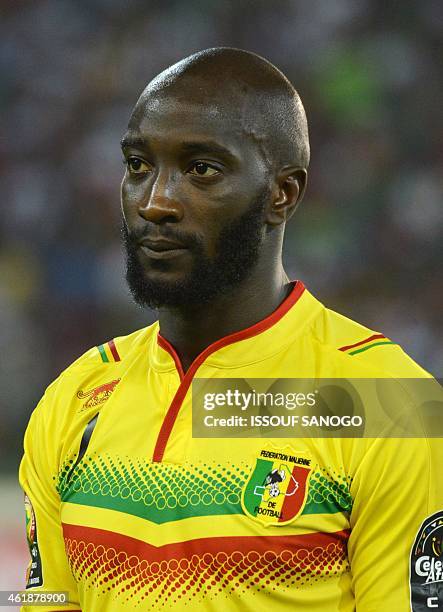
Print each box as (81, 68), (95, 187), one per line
(266, 167), (308, 226)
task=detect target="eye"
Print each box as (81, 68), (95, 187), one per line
(188, 161), (220, 177)
(126, 157), (151, 175)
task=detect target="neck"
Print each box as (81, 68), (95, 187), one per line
(158, 264), (291, 373)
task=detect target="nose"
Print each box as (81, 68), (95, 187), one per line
(138, 170), (183, 224)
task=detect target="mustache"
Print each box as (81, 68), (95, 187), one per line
(122, 221), (202, 249)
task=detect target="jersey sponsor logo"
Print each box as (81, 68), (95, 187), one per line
(24, 493), (43, 588)
(241, 444), (312, 526)
(410, 510), (443, 610)
(76, 379), (120, 411)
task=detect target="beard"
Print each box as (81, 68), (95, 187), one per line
(122, 187), (269, 309)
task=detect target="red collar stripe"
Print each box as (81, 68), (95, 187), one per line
(153, 281), (305, 462)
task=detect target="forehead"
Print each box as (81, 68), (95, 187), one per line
(125, 91), (263, 156)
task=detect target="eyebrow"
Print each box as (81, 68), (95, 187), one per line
(120, 134), (238, 163)
(120, 134), (148, 150)
(179, 141), (238, 163)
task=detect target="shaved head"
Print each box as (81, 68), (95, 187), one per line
(121, 48), (310, 310)
(131, 47), (310, 171)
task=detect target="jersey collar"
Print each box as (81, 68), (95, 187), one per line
(150, 281), (322, 377)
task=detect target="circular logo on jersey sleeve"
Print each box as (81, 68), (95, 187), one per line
(410, 510), (443, 610)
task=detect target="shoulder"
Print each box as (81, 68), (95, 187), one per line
(62, 322), (159, 375)
(305, 290), (431, 378)
(21, 323), (159, 479)
(31, 322), (159, 426)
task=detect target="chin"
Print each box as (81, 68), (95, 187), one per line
(126, 268), (193, 309)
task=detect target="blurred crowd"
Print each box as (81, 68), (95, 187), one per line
(1, 0), (442, 470)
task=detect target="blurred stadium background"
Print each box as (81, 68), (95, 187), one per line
(1, 0), (442, 597)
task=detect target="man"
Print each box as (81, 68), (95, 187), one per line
(19, 48), (442, 611)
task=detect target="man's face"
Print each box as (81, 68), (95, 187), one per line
(120, 92), (271, 308)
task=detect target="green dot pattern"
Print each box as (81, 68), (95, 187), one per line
(56, 454), (353, 523)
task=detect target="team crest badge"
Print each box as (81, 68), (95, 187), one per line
(77, 379), (120, 411)
(241, 445), (312, 526)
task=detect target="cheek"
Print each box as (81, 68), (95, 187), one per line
(120, 178), (141, 223)
(194, 207), (235, 260)
(202, 228), (222, 260)
(191, 186), (256, 257)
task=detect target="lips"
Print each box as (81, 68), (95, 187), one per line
(139, 237), (186, 251)
(138, 237), (187, 259)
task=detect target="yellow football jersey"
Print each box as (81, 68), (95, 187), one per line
(19, 282), (442, 611)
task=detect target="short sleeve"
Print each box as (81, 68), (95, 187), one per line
(348, 435), (443, 611)
(18, 396), (81, 611)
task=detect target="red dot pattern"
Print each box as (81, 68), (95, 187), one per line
(64, 537), (348, 607)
